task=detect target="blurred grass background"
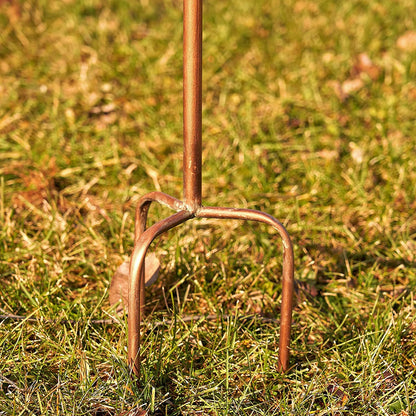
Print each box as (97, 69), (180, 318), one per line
(0, 0), (415, 414)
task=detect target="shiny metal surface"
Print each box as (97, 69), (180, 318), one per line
(197, 206), (294, 372)
(128, 210), (193, 376)
(183, 0), (202, 211)
(126, 0), (296, 381)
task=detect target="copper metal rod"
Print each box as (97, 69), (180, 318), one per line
(134, 191), (185, 244)
(197, 206), (294, 371)
(128, 210), (194, 376)
(128, 203), (294, 377)
(183, 0), (202, 211)
(126, 0), (296, 382)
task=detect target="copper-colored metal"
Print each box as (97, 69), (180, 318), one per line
(134, 192), (186, 243)
(183, 0), (202, 211)
(127, 0), (295, 380)
(129, 210), (193, 376)
(197, 207), (294, 372)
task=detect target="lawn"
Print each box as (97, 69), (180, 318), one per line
(0, 0), (415, 414)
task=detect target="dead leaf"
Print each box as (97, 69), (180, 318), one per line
(349, 142), (364, 164)
(82, 195), (111, 221)
(330, 53), (380, 101)
(109, 253), (161, 313)
(378, 369), (397, 391)
(294, 280), (318, 305)
(377, 284), (407, 297)
(397, 31), (416, 51)
(317, 149), (338, 160)
(12, 189), (47, 211)
(10, 160), (59, 212)
(0, 0), (20, 24)
(329, 78), (365, 101)
(326, 383), (349, 406)
(341, 78), (364, 95)
(89, 102), (116, 115)
(352, 53), (380, 80)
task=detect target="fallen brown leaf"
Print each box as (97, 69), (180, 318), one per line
(0, 0), (20, 23)
(397, 31), (416, 51)
(352, 53), (380, 80)
(109, 253), (161, 313)
(349, 142), (364, 164)
(377, 369), (397, 391)
(341, 78), (364, 95)
(317, 149), (338, 160)
(10, 160), (59, 212)
(294, 280), (318, 305)
(327, 383), (349, 406)
(330, 53), (381, 101)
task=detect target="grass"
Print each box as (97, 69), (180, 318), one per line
(1, 0), (416, 414)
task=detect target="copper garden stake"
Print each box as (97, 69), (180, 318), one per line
(126, 0), (294, 379)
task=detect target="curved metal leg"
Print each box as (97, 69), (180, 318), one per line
(129, 201), (294, 378)
(134, 192), (185, 244)
(197, 206), (295, 372)
(130, 193), (186, 316)
(128, 210), (193, 378)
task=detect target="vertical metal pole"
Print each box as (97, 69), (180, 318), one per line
(183, 0), (202, 211)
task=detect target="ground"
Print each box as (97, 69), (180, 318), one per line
(0, 0), (415, 414)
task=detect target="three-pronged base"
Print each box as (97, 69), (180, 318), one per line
(128, 192), (294, 379)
